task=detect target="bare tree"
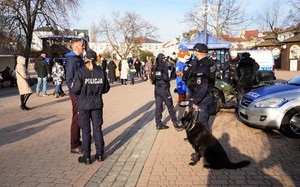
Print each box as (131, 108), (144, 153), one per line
(256, 0), (286, 36)
(0, 0), (80, 67)
(185, 0), (248, 37)
(98, 11), (158, 59)
(286, 0), (300, 27)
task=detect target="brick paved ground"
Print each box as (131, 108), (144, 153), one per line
(0, 70), (300, 187)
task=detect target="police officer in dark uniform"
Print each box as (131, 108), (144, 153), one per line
(183, 43), (213, 130)
(71, 49), (110, 164)
(222, 51), (239, 86)
(210, 51), (222, 79)
(153, 53), (180, 130)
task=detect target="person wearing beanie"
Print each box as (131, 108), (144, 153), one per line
(152, 53), (180, 130)
(15, 56), (33, 110)
(70, 49), (110, 164)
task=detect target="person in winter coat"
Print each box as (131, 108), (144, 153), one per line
(134, 58), (142, 77)
(71, 49), (110, 164)
(107, 59), (116, 84)
(129, 64), (136, 85)
(236, 52), (260, 102)
(34, 51), (50, 96)
(52, 59), (65, 98)
(153, 53), (180, 130)
(120, 59), (129, 85)
(15, 56), (33, 110)
(210, 51), (222, 78)
(65, 38), (85, 154)
(222, 51), (239, 86)
(114, 59), (120, 81)
(145, 58), (152, 81)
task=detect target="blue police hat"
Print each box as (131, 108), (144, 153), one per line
(85, 49), (97, 60)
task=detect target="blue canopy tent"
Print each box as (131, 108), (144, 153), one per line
(187, 30), (231, 49)
(187, 30), (231, 63)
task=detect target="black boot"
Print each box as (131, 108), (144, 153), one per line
(20, 95), (25, 110)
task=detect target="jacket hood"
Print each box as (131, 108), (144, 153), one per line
(65, 51), (76, 57)
(17, 56), (26, 65)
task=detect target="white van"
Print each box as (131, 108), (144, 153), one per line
(232, 50), (275, 71)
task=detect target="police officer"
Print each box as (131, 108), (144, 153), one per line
(236, 52), (259, 102)
(183, 43), (213, 130)
(222, 51), (239, 86)
(153, 53), (180, 130)
(71, 49), (110, 164)
(210, 51), (222, 79)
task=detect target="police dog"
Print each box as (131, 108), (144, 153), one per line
(178, 111), (250, 169)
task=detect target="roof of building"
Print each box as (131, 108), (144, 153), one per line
(255, 39), (282, 47)
(138, 37), (162, 43)
(282, 33), (300, 43)
(244, 30), (259, 40)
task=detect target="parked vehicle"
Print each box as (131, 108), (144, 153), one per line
(212, 70), (276, 111)
(232, 50), (275, 71)
(237, 75), (300, 138)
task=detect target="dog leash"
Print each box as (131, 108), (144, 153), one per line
(186, 109), (198, 131)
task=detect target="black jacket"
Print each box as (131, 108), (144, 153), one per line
(183, 58), (210, 105)
(70, 64), (110, 110)
(236, 57), (259, 86)
(153, 60), (170, 89)
(34, 56), (50, 78)
(183, 57), (215, 91)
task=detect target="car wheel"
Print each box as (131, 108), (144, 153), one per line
(280, 108), (300, 138)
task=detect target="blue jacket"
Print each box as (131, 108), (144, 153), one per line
(70, 63), (110, 110)
(65, 51), (84, 89)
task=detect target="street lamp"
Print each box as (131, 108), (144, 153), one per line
(196, 1), (218, 44)
(10, 42), (17, 54)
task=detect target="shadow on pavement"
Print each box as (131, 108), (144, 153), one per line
(233, 111), (300, 185)
(0, 115), (63, 147)
(103, 101), (154, 136)
(104, 103), (155, 157)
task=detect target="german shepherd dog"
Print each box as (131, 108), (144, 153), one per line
(178, 111), (250, 169)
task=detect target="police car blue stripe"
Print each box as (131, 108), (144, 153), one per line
(245, 84), (300, 100)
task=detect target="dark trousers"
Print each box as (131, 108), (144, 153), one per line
(189, 93), (213, 130)
(78, 108), (104, 158)
(155, 86), (177, 126)
(69, 93), (81, 149)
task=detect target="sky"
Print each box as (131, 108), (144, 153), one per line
(69, 0), (289, 43)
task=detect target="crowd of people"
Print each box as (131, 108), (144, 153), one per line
(11, 39), (259, 165)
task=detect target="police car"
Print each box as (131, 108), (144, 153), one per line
(237, 75), (300, 138)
